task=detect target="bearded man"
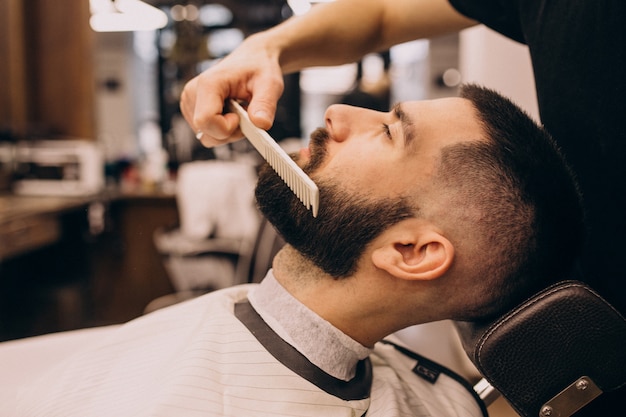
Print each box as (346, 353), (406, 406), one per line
(6, 85), (583, 417)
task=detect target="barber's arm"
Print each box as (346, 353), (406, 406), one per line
(180, 0), (476, 148)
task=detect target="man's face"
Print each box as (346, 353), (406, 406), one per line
(255, 97), (484, 277)
(306, 97), (485, 196)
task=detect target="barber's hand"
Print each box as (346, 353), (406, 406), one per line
(180, 35), (285, 148)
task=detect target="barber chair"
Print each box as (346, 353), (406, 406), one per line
(457, 280), (626, 417)
(146, 159), (270, 313)
(147, 217), (285, 313)
(162, 160), (261, 282)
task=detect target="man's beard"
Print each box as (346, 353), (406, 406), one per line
(255, 128), (415, 278)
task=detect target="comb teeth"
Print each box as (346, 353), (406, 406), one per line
(229, 99), (320, 217)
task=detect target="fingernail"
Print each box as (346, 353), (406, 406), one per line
(254, 110), (270, 122)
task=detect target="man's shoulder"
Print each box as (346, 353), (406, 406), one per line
(369, 340), (487, 417)
(12, 284), (264, 416)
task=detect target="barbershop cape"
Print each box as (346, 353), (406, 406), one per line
(9, 271), (486, 417)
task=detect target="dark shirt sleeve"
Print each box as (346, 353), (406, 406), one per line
(447, 0), (526, 44)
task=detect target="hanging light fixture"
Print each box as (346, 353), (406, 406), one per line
(89, 0), (168, 32)
(287, 0), (335, 16)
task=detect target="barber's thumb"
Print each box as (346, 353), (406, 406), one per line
(248, 103), (275, 130)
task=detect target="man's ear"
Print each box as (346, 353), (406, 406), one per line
(371, 223), (454, 281)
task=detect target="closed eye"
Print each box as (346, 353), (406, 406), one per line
(382, 123), (392, 139)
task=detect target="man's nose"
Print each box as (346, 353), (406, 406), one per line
(324, 104), (375, 142)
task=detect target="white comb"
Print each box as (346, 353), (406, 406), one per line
(229, 99), (319, 217)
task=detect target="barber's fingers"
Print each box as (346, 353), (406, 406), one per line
(191, 67), (284, 143)
(245, 70), (285, 132)
(194, 118), (244, 148)
(180, 76), (208, 136)
(180, 75), (240, 146)
(181, 72), (284, 147)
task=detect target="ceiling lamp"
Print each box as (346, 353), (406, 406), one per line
(89, 0), (168, 32)
(287, 0), (335, 16)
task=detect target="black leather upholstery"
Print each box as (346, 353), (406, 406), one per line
(455, 281), (626, 417)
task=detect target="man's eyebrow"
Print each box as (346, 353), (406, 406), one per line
(393, 103), (415, 148)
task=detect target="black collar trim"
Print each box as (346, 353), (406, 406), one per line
(235, 300), (372, 401)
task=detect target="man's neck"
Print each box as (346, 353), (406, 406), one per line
(248, 271), (371, 380)
(272, 245), (327, 289)
(271, 245), (396, 347)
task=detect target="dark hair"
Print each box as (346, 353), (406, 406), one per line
(436, 84), (585, 317)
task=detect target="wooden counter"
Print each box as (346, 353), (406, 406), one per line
(0, 189), (178, 341)
(0, 194), (94, 260)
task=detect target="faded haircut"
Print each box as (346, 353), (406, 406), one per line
(436, 84), (585, 318)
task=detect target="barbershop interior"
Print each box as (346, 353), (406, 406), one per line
(2, 1), (623, 416)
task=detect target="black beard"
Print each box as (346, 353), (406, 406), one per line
(255, 129), (415, 278)
(305, 127), (329, 172)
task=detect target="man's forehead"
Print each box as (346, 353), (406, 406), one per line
(399, 97), (484, 147)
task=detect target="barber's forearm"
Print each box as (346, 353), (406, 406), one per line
(379, 0), (478, 47)
(259, 0), (478, 74)
(272, 0), (388, 73)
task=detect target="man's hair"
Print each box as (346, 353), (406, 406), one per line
(435, 84), (585, 318)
